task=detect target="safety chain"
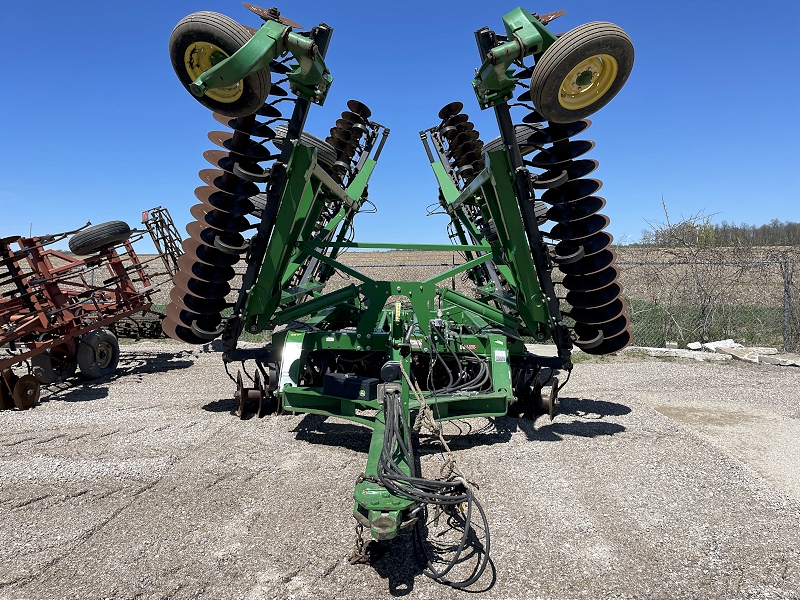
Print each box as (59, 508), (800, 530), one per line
(348, 523), (371, 564)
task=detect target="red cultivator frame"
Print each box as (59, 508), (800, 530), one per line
(0, 213), (180, 410)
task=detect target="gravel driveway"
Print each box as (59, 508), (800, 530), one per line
(1, 342), (798, 599)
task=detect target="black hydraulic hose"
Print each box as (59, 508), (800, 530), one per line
(376, 393), (491, 588)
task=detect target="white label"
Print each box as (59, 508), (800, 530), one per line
(278, 341), (304, 391)
(494, 350), (507, 363)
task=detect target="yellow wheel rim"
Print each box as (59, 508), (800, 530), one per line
(558, 54), (618, 111)
(184, 42), (243, 103)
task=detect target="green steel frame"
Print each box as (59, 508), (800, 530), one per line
(180, 6), (571, 545)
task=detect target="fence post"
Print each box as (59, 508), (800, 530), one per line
(782, 259), (790, 352)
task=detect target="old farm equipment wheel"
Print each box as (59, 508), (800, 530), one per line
(68, 221), (131, 256)
(31, 349), (77, 384)
(169, 11), (271, 117)
(12, 375), (40, 410)
(531, 22), (634, 123)
(77, 329), (120, 379)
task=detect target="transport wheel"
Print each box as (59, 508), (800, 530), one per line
(531, 22), (633, 123)
(249, 193), (267, 218)
(12, 375), (40, 410)
(169, 11), (271, 117)
(272, 126), (338, 168)
(31, 350), (77, 384)
(483, 123), (544, 156)
(68, 221), (131, 255)
(77, 329), (120, 380)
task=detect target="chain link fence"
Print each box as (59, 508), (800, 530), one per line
(142, 246), (800, 352)
(616, 247), (800, 352)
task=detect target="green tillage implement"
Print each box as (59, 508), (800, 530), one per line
(165, 3), (634, 588)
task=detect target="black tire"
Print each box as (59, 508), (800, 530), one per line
(77, 329), (120, 380)
(31, 351), (77, 384)
(273, 125), (337, 168)
(484, 123), (545, 156)
(69, 221), (131, 255)
(531, 22), (633, 123)
(169, 11), (271, 117)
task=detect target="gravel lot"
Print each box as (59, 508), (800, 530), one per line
(1, 342), (799, 599)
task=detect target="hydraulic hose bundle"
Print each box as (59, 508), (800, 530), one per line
(378, 389), (490, 588)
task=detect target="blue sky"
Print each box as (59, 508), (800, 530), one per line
(2, 0), (799, 252)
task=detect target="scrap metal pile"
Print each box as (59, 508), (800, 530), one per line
(164, 3), (633, 587)
(0, 209), (182, 409)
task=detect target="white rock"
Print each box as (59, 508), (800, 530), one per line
(749, 347), (779, 355)
(703, 339), (744, 352)
(687, 342), (702, 351)
(758, 355), (799, 367)
(624, 346), (731, 362)
(714, 347), (759, 363)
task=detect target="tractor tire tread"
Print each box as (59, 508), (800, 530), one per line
(273, 125), (337, 168)
(69, 221), (131, 255)
(531, 21), (633, 123)
(169, 11), (270, 117)
(77, 329), (120, 380)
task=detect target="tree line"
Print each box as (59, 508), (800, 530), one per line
(638, 218), (800, 247)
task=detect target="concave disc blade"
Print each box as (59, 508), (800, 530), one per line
(190, 204), (252, 234)
(514, 66), (534, 79)
(203, 149), (236, 173)
(181, 236), (240, 268)
(528, 140), (595, 169)
(555, 231), (612, 259)
(268, 84), (289, 97)
(558, 248), (617, 277)
(546, 196), (606, 223)
(566, 282), (622, 310)
(548, 214), (609, 242)
(542, 179), (603, 205)
(562, 266), (619, 293)
(528, 120), (590, 145)
(269, 60), (291, 74)
(170, 286), (229, 315)
(438, 101), (463, 120)
(167, 302), (223, 330)
(522, 111), (547, 124)
(256, 104), (283, 118)
(198, 169), (260, 197)
(207, 132), (272, 162)
(195, 186), (255, 214)
(173, 270), (231, 300)
(582, 329), (632, 355)
(564, 159), (599, 180)
(177, 254), (236, 283)
(443, 113), (469, 127)
(568, 297), (627, 325)
(162, 317), (206, 344)
(346, 100), (372, 119)
(212, 112), (273, 138)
